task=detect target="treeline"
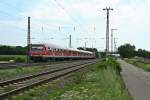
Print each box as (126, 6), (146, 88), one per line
(135, 49), (150, 59)
(118, 43), (150, 59)
(0, 45), (27, 55)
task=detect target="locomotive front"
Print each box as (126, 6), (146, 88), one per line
(30, 44), (47, 61)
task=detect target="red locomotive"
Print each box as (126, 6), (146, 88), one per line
(30, 43), (95, 61)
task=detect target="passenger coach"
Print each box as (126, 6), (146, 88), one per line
(30, 43), (95, 61)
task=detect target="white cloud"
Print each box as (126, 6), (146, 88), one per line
(110, 0), (150, 50)
(20, 1), (71, 22)
(1, 0), (150, 50)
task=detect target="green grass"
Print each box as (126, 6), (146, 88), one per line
(12, 58), (132, 100)
(0, 55), (26, 62)
(0, 65), (52, 80)
(126, 59), (150, 72)
(0, 60), (89, 80)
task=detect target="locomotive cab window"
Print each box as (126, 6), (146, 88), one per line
(31, 45), (44, 51)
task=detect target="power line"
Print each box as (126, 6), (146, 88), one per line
(0, 0), (73, 33)
(0, 1), (22, 12)
(0, 9), (24, 20)
(0, 0), (91, 36)
(52, 0), (76, 23)
(52, 0), (92, 34)
(0, 0), (100, 47)
(0, 1), (25, 19)
(0, 21), (26, 32)
(0, 0), (88, 35)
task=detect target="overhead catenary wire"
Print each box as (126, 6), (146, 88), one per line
(0, 0), (92, 35)
(0, 1), (23, 12)
(0, 0), (100, 48)
(51, 0), (93, 34)
(0, 0), (91, 34)
(51, 0), (100, 48)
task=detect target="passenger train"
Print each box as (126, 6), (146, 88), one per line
(30, 43), (95, 61)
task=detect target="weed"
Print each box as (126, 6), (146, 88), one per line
(126, 59), (150, 72)
(12, 58), (132, 100)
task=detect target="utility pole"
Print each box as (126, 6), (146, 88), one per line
(103, 7), (113, 56)
(111, 29), (117, 53)
(27, 16), (31, 63)
(84, 42), (87, 50)
(69, 35), (71, 48)
(114, 38), (118, 53)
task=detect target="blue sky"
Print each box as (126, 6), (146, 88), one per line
(0, 0), (150, 51)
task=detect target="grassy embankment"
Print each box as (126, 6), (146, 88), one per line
(12, 58), (132, 100)
(0, 55), (26, 62)
(0, 60), (83, 81)
(0, 65), (54, 81)
(125, 59), (150, 72)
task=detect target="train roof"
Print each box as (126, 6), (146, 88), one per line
(68, 48), (93, 54)
(32, 43), (93, 54)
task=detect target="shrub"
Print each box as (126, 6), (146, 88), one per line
(0, 56), (14, 61)
(15, 57), (25, 63)
(98, 57), (121, 73)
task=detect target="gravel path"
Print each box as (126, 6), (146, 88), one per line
(118, 60), (150, 100)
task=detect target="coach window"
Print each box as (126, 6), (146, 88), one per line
(48, 47), (51, 50)
(50, 48), (52, 51)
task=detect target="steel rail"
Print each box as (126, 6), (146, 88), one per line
(0, 61), (93, 86)
(0, 60), (98, 99)
(0, 60), (91, 69)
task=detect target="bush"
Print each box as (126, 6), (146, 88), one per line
(98, 57), (121, 73)
(0, 56), (15, 61)
(15, 57), (25, 63)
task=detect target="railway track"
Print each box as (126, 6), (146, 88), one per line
(0, 60), (89, 69)
(0, 59), (98, 99)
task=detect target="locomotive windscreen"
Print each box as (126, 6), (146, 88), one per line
(31, 45), (44, 51)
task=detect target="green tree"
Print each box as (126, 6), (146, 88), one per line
(0, 45), (27, 55)
(136, 49), (150, 59)
(118, 43), (135, 58)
